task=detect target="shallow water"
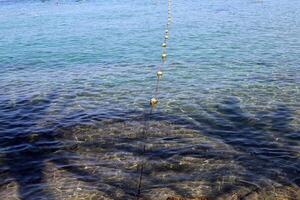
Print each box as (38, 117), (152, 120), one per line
(0, 0), (300, 199)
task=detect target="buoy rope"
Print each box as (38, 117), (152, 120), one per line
(136, 109), (151, 199)
(135, 0), (172, 199)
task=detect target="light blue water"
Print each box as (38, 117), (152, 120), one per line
(0, 0), (300, 199)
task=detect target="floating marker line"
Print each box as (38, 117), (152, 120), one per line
(135, 0), (172, 199)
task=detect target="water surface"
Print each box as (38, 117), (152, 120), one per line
(0, 0), (299, 199)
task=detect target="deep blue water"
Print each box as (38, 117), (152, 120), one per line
(0, 0), (299, 199)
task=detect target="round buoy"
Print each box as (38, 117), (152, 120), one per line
(157, 71), (163, 78)
(165, 35), (169, 39)
(162, 43), (167, 48)
(162, 53), (167, 60)
(150, 98), (158, 106)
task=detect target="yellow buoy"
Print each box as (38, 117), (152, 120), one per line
(157, 70), (163, 78)
(150, 97), (158, 106)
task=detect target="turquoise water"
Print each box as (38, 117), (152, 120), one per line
(0, 0), (300, 199)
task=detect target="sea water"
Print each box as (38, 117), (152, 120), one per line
(0, 0), (299, 199)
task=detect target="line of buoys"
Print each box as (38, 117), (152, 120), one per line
(150, 0), (172, 107)
(136, 1), (172, 199)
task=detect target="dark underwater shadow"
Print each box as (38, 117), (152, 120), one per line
(0, 93), (143, 199)
(181, 98), (300, 199)
(0, 94), (299, 200)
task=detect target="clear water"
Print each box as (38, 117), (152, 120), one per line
(0, 0), (299, 199)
